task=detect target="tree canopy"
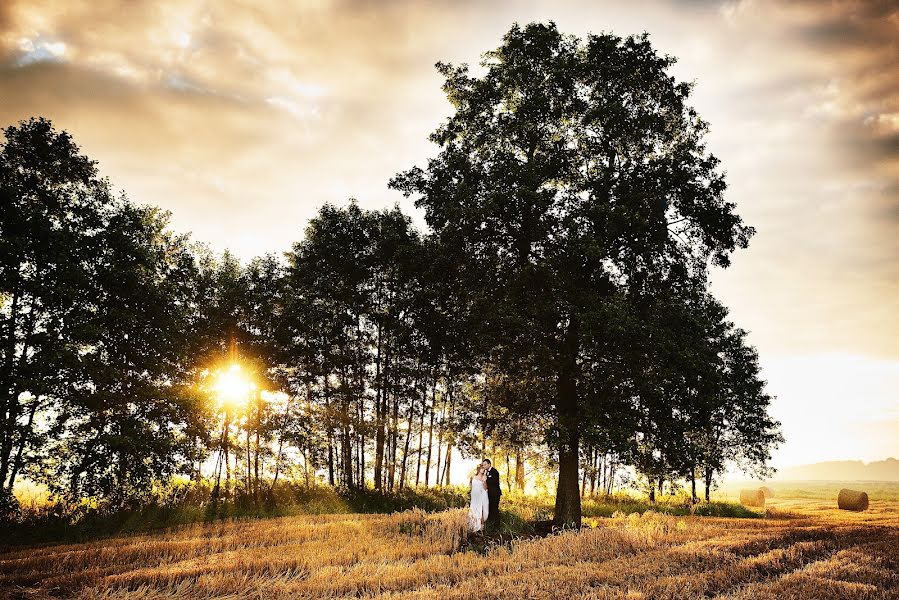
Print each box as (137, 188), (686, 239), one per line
(0, 23), (781, 523)
(392, 22), (761, 525)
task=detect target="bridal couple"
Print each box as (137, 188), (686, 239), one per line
(468, 458), (501, 532)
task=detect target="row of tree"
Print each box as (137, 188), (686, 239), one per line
(1, 23), (782, 526)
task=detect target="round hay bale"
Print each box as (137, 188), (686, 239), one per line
(759, 486), (774, 499)
(837, 488), (869, 511)
(739, 488), (765, 507)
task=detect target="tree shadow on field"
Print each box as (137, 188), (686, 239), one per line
(458, 513), (567, 555)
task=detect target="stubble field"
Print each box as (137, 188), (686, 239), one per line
(2, 490), (898, 599)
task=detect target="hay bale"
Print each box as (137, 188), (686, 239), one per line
(759, 486), (774, 499)
(837, 488), (869, 511)
(739, 489), (765, 507)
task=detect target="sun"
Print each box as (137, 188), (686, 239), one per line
(210, 362), (255, 408)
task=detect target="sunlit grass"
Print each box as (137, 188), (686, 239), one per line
(5, 481), (766, 552)
(3, 493), (897, 599)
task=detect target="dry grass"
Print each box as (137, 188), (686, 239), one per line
(2, 496), (898, 599)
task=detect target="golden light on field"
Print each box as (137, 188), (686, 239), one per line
(210, 362), (255, 409)
(5, 491), (899, 598)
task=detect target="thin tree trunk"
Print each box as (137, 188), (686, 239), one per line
(254, 395), (261, 502)
(0, 288), (21, 491)
(223, 409), (231, 496)
(373, 321), (384, 489)
(399, 394), (415, 490)
(434, 398), (444, 488)
(357, 401), (364, 487)
(388, 392), (399, 492)
(339, 358), (354, 489)
(301, 448), (310, 487)
(246, 424), (252, 497)
(424, 380), (436, 487)
(515, 449), (525, 493)
(441, 385), (454, 487)
(327, 431), (335, 487)
(581, 460), (587, 496)
(6, 400), (38, 492)
(599, 454), (605, 494)
(212, 427), (224, 498)
(415, 383), (426, 487)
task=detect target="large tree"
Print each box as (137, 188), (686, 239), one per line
(392, 23), (754, 525)
(0, 118), (204, 508)
(0, 118), (113, 511)
(49, 201), (200, 505)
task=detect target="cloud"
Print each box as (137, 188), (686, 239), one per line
(0, 0), (895, 368)
(1, 0), (897, 466)
(781, 1), (899, 188)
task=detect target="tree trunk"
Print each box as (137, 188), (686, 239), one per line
(434, 401), (444, 488)
(357, 399), (364, 487)
(442, 386), (454, 487)
(0, 288), (21, 493)
(223, 409), (231, 495)
(270, 435), (285, 492)
(373, 321), (384, 489)
(424, 382), (435, 486)
(246, 424), (252, 497)
(339, 360), (354, 489)
(327, 430), (335, 487)
(6, 400), (38, 492)
(599, 454), (605, 493)
(415, 383), (426, 487)
(441, 444), (451, 487)
(515, 449), (525, 492)
(301, 448), (310, 487)
(342, 420), (353, 488)
(553, 318), (581, 528)
(388, 387), (399, 492)
(399, 392), (416, 490)
(254, 396), (261, 502)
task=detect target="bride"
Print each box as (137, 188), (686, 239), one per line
(468, 464), (490, 532)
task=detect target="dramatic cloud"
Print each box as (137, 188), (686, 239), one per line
(1, 0), (896, 465)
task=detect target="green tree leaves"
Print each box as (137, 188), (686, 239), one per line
(392, 22), (772, 525)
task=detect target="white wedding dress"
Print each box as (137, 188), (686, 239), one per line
(468, 476), (490, 532)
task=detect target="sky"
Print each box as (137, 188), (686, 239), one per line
(0, 0), (896, 471)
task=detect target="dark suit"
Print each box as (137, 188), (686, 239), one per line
(485, 466), (501, 524)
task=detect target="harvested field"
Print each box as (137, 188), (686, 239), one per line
(2, 495), (898, 599)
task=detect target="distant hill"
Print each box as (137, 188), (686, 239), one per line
(773, 458), (899, 481)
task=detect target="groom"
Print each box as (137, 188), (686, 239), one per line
(482, 459), (501, 527)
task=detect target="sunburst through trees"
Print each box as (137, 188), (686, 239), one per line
(0, 23), (782, 522)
